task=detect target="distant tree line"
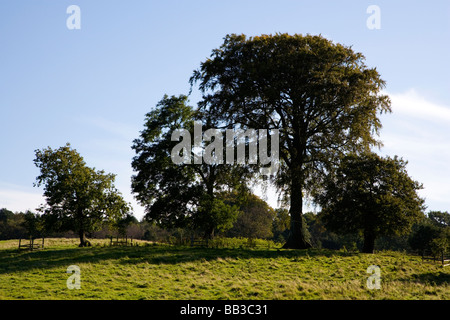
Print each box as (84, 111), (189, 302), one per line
(0, 209), (37, 240)
(3, 205), (449, 255)
(304, 210), (450, 254)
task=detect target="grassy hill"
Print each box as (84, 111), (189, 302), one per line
(0, 238), (449, 300)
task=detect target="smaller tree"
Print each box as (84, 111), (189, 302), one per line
(34, 143), (132, 247)
(428, 211), (450, 228)
(315, 152), (425, 253)
(22, 211), (43, 238)
(226, 192), (275, 239)
(408, 219), (440, 253)
(114, 214), (139, 237)
(430, 235), (449, 258)
(196, 194), (241, 237)
(409, 212), (450, 255)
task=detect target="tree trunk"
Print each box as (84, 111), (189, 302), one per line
(282, 213), (312, 249)
(78, 230), (91, 247)
(362, 230), (375, 253)
(282, 171), (312, 249)
(76, 209), (91, 247)
(204, 227), (215, 240)
(203, 169), (216, 241)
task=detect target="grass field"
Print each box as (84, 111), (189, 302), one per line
(0, 238), (449, 300)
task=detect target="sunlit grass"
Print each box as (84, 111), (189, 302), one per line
(0, 238), (449, 300)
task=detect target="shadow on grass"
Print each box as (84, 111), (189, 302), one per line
(0, 244), (356, 275)
(409, 271), (450, 286)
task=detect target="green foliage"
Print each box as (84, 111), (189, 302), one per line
(207, 237), (279, 249)
(33, 143), (131, 246)
(131, 95), (252, 237)
(315, 152), (425, 253)
(428, 211), (450, 228)
(225, 192), (275, 239)
(409, 213), (450, 255)
(191, 33), (391, 248)
(0, 208), (26, 240)
(196, 195), (241, 235)
(113, 214), (139, 237)
(430, 236), (449, 257)
(409, 220), (442, 253)
(0, 208), (14, 222)
(22, 211), (44, 238)
(131, 95), (198, 230)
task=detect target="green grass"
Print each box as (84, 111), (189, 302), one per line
(0, 238), (449, 300)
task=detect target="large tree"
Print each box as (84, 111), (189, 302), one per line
(315, 152), (425, 253)
(190, 33), (391, 248)
(34, 143), (131, 247)
(131, 94), (250, 238)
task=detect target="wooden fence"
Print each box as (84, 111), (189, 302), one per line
(188, 236), (276, 249)
(18, 237), (45, 251)
(190, 237), (209, 247)
(421, 250), (450, 267)
(110, 236), (135, 246)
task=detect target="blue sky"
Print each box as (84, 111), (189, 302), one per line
(1, 1), (450, 220)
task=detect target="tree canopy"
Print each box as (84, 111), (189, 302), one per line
(315, 152), (425, 253)
(428, 211), (450, 228)
(34, 143), (131, 246)
(190, 33), (391, 248)
(131, 95), (251, 238)
(225, 192), (276, 239)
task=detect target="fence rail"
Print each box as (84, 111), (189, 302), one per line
(421, 250), (450, 267)
(18, 238), (45, 251)
(109, 236), (135, 246)
(187, 236), (277, 249)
